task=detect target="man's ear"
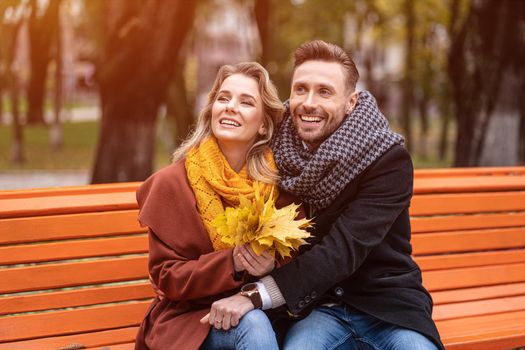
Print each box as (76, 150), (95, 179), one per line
(346, 91), (359, 114)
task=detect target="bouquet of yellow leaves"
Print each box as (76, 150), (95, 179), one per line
(211, 182), (312, 259)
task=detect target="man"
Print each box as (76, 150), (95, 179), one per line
(209, 40), (444, 350)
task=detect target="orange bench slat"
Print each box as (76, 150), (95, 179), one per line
(411, 191), (525, 216)
(0, 182), (140, 199)
(0, 192), (138, 219)
(415, 249), (525, 271)
(0, 301), (149, 343)
(433, 295), (525, 321)
(0, 282), (153, 315)
(437, 310), (525, 349)
(411, 212), (525, 233)
(444, 329), (525, 350)
(0, 326), (139, 350)
(414, 176), (525, 194)
(0, 210), (144, 245)
(423, 262), (525, 292)
(0, 234), (148, 265)
(432, 282), (525, 305)
(411, 227), (525, 255)
(0, 256), (148, 294)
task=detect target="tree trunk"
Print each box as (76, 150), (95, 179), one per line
(449, 0), (524, 166)
(6, 18), (25, 164)
(438, 94), (451, 161)
(51, 0), (63, 150)
(0, 82), (4, 125)
(418, 96), (429, 159)
(26, 0), (61, 125)
(167, 61), (194, 147)
(91, 0), (196, 183)
(254, 0), (270, 66)
(519, 69), (525, 164)
(401, 0), (414, 152)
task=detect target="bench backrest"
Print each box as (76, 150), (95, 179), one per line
(412, 171), (525, 347)
(0, 183), (152, 350)
(1, 167), (525, 349)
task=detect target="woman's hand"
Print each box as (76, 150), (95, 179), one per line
(234, 244), (275, 277)
(232, 245), (245, 272)
(200, 293), (254, 330)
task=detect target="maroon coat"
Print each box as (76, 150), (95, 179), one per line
(134, 159), (296, 350)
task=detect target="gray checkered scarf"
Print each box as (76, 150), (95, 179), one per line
(272, 90), (404, 211)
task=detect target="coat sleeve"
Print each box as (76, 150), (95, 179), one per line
(270, 145), (414, 314)
(137, 163), (244, 302)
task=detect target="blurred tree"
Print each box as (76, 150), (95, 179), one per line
(254, 0), (270, 66)
(401, 0), (414, 152)
(1, 0), (26, 164)
(26, 0), (62, 124)
(50, 0), (63, 150)
(448, 0), (525, 166)
(166, 59), (194, 148)
(255, 0), (352, 101)
(91, 0), (196, 183)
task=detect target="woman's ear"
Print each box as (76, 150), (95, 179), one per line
(258, 123), (267, 136)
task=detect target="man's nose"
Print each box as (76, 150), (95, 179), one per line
(302, 91), (317, 109)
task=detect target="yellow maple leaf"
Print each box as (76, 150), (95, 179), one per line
(211, 181), (312, 259)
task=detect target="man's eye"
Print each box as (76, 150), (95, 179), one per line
(319, 88), (331, 96)
(295, 86), (306, 94)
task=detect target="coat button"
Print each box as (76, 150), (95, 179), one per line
(298, 300), (306, 308)
(334, 287), (344, 297)
(304, 296), (311, 303)
(311, 291), (318, 299)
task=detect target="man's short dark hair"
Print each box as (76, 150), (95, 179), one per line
(293, 40), (360, 92)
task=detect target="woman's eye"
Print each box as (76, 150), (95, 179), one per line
(241, 101), (254, 106)
(217, 96), (230, 102)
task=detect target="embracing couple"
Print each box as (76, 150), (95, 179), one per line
(134, 40), (444, 350)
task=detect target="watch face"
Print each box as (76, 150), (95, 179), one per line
(242, 283), (258, 292)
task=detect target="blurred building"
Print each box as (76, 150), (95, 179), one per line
(192, 0), (260, 113)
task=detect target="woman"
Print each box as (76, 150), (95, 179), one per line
(134, 62), (286, 350)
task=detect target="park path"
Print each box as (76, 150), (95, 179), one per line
(0, 170), (90, 190)
(1, 106), (98, 190)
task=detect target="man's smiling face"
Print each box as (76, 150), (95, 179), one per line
(289, 60), (357, 150)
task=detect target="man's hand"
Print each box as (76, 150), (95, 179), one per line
(234, 244), (275, 277)
(199, 293), (254, 330)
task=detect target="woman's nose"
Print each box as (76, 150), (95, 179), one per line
(226, 98), (238, 112)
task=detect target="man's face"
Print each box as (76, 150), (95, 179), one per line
(289, 60), (357, 149)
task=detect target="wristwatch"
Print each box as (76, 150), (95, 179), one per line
(240, 283), (263, 309)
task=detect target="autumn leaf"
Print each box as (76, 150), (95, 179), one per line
(211, 182), (312, 259)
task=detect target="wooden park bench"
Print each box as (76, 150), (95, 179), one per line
(1, 166), (525, 350)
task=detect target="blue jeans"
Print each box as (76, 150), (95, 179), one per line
(283, 304), (438, 350)
(200, 309), (279, 350)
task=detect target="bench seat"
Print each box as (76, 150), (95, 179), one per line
(1, 167), (524, 349)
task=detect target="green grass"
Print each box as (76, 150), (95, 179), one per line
(0, 121), (172, 171)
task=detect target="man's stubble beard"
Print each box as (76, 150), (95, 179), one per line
(292, 104), (347, 148)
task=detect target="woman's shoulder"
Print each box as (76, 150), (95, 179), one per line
(137, 159), (190, 206)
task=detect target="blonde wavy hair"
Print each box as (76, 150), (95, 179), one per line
(173, 62), (284, 184)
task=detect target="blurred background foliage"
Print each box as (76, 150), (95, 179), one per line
(0, 0), (524, 184)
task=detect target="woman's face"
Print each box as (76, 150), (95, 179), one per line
(211, 74), (266, 149)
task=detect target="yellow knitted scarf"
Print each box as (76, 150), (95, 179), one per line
(186, 137), (277, 251)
